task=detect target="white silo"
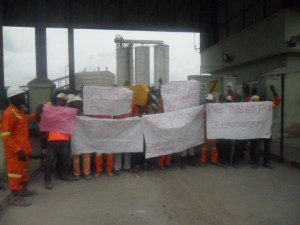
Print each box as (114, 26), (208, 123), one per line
(135, 46), (150, 85)
(154, 44), (169, 87)
(116, 46), (130, 87)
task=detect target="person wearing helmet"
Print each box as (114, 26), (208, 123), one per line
(0, 86), (38, 207)
(250, 85), (281, 169)
(69, 96), (92, 180)
(44, 92), (73, 190)
(199, 88), (219, 166)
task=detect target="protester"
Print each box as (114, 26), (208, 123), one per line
(199, 93), (219, 166)
(1, 86), (38, 206)
(113, 103), (140, 175)
(217, 94), (233, 168)
(253, 85), (281, 169)
(44, 93), (73, 190)
(69, 96), (92, 180)
(94, 115), (114, 177)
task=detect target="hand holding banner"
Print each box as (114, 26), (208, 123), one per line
(40, 106), (78, 134)
(206, 102), (273, 139)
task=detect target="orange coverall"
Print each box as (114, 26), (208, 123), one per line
(94, 115), (114, 174)
(0, 104), (36, 191)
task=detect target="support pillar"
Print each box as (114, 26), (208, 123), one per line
(0, 0), (6, 179)
(27, 0), (55, 113)
(68, 28), (75, 90)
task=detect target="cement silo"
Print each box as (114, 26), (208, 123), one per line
(116, 46), (130, 87)
(154, 44), (169, 87)
(135, 46), (150, 85)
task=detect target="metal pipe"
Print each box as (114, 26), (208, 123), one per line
(68, 28), (75, 90)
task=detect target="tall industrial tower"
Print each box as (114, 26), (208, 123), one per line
(115, 35), (169, 87)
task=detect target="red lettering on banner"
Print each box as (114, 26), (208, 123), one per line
(207, 104), (223, 113)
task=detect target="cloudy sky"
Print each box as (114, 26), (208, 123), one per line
(3, 27), (201, 87)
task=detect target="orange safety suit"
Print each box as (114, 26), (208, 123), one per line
(94, 115), (114, 174)
(157, 97), (173, 168)
(200, 109), (218, 164)
(73, 153), (91, 176)
(158, 155), (172, 168)
(0, 104), (36, 191)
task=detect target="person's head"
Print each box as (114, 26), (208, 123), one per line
(72, 96), (83, 115)
(250, 95), (260, 102)
(204, 93), (215, 103)
(218, 94), (226, 103)
(67, 94), (75, 105)
(7, 86), (26, 107)
(55, 93), (67, 106)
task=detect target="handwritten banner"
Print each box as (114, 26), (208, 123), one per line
(142, 105), (205, 158)
(83, 86), (133, 116)
(71, 116), (143, 154)
(161, 80), (201, 112)
(206, 102), (273, 139)
(40, 106), (78, 134)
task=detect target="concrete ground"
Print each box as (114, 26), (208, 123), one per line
(0, 161), (300, 225)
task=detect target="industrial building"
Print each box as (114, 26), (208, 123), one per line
(74, 69), (116, 90)
(115, 35), (169, 87)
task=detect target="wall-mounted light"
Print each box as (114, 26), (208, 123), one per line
(222, 53), (232, 63)
(287, 35), (299, 47)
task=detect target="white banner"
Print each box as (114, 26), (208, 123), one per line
(142, 105), (205, 158)
(206, 102), (273, 139)
(71, 116), (143, 154)
(83, 86), (133, 116)
(161, 80), (201, 112)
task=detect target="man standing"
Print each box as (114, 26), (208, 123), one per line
(1, 86), (37, 207)
(44, 93), (73, 190)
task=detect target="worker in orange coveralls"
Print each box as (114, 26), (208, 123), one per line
(200, 92), (219, 166)
(69, 96), (92, 180)
(1, 86), (38, 207)
(157, 94), (172, 170)
(94, 115), (114, 177)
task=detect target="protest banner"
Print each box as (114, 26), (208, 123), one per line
(142, 105), (205, 158)
(39, 106), (78, 134)
(71, 116), (143, 154)
(161, 80), (201, 112)
(83, 86), (133, 116)
(206, 102), (273, 139)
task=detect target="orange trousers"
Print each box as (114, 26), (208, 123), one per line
(6, 153), (29, 191)
(72, 153), (91, 176)
(158, 155), (172, 168)
(200, 139), (218, 164)
(95, 153), (114, 173)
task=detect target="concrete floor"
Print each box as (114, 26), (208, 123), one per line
(0, 162), (300, 225)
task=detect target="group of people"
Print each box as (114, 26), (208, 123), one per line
(0, 82), (280, 207)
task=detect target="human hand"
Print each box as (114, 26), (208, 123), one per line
(18, 151), (26, 161)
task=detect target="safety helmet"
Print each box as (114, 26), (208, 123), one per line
(73, 96), (83, 102)
(205, 93), (214, 101)
(251, 95), (260, 102)
(56, 93), (67, 101)
(67, 94), (75, 103)
(7, 86), (25, 98)
(226, 95), (232, 101)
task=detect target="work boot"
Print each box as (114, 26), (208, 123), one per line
(9, 192), (31, 207)
(19, 188), (38, 197)
(44, 181), (53, 190)
(60, 172), (75, 181)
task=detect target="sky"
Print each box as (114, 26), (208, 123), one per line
(3, 27), (201, 87)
